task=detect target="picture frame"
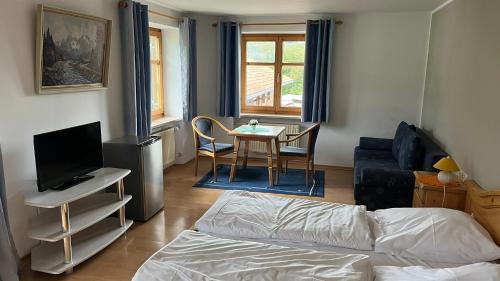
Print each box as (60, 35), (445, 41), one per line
(35, 5), (112, 94)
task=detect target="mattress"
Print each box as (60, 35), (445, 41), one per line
(133, 230), (373, 281)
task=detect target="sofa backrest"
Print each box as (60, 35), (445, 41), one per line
(416, 128), (448, 172)
(392, 121), (416, 159)
(397, 129), (423, 170)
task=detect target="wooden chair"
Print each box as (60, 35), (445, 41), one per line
(278, 123), (321, 195)
(191, 116), (234, 182)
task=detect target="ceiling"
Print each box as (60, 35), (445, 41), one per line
(149, 0), (447, 15)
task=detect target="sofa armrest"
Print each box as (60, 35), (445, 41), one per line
(359, 137), (393, 151)
(360, 167), (415, 188)
(355, 167), (415, 210)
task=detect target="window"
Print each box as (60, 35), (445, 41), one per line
(149, 28), (164, 119)
(241, 34), (305, 115)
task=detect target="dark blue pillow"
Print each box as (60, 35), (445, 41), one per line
(398, 130), (423, 170)
(392, 121), (415, 159)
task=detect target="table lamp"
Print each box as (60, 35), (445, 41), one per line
(433, 156), (460, 207)
(433, 156), (460, 184)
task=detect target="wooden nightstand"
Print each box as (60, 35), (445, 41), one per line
(413, 171), (467, 211)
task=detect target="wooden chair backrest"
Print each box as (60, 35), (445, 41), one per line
(191, 116), (231, 148)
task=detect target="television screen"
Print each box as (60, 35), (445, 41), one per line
(34, 121), (103, 191)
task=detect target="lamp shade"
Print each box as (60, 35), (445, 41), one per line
(433, 156), (460, 172)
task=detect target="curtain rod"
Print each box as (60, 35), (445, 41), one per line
(211, 20), (343, 28)
(118, 1), (181, 21)
(148, 10), (181, 21)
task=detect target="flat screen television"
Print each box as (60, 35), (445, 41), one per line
(34, 121), (103, 192)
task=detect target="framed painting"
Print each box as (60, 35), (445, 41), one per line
(35, 5), (112, 94)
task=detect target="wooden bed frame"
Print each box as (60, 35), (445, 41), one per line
(464, 180), (500, 246)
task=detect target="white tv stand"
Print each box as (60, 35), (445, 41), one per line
(24, 168), (133, 274)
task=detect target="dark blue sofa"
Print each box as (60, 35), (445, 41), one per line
(354, 122), (447, 210)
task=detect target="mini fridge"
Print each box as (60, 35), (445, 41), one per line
(103, 136), (164, 221)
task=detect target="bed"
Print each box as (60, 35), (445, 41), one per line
(194, 181), (500, 264)
(134, 181), (500, 280)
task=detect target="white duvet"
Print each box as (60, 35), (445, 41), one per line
(195, 190), (374, 250)
(133, 230), (373, 281)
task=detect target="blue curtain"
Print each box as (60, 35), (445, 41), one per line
(302, 19), (335, 123)
(0, 145), (19, 281)
(217, 21), (240, 118)
(119, 1), (151, 136)
(180, 18), (197, 121)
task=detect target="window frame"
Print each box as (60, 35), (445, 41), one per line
(241, 34), (305, 116)
(149, 27), (165, 120)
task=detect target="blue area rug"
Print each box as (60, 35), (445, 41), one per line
(193, 164), (325, 197)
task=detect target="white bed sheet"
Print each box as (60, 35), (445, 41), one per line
(133, 230), (373, 281)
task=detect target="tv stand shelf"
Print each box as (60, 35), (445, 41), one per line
(25, 168), (130, 208)
(24, 167), (133, 274)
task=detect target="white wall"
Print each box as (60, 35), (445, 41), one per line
(204, 13), (431, 167)
(421, 0), (500, 189)
(319, 12), (430, 166)
(0, 0), (123, 257)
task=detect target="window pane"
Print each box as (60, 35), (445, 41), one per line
(150, 63), (162, 113)
(150, 35), (160, 61)
(246, 41), (275, 63)
(283, 41), (305, 63)
(281, 65), (303, 108)
(150, 32), (163, 116)
(246, 65), (275, 107)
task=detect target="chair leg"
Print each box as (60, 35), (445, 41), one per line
(311, 159), (315, 183)
(243, 140), (249, 169)
(194, 153), (199, 176)
(305, 162), (310, 188)
(285, 160), (288, 174)
(309, 159), (316, 196)
(212, 156), (218, 182)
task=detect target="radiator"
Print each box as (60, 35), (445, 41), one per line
(235, 123), (301, 153)
(156, 128), (176, 168)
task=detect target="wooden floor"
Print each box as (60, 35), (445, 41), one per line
(20, 157), (355, 281)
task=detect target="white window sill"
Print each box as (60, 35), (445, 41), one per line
(152, 116), (182, 133)
(239, 113), (301, 120)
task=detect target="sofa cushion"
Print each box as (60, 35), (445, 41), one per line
(397, 130), (423, 170)
(199, 143), (234, 153)
(359, 137), (393, 151)
(392, 122), (415, 159)
(354, 147), (394, 162)
(280, 146), (307, 157)
(354, 159), (399, 185)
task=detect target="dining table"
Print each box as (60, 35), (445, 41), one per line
(228, 124), (286, 186)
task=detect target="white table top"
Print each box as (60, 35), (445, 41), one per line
(24, 168), (130, 208)
(229, 125), (286, 139)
